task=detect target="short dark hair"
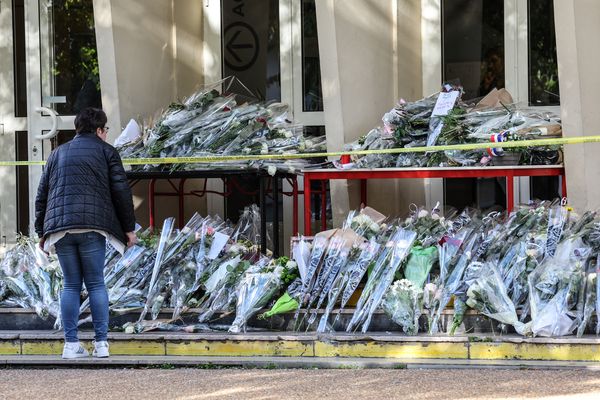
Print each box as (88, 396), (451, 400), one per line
(74, 108), (107, 134)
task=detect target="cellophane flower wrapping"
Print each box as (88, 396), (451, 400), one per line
(528, 237), (589, 337)
(347, 227), (416, 333)
(404, 246), (438, 289)
(0, 238), (61, 326)
(382, 279), (424, 335)
(466, 263), (531, 335)
(117, 78), (326, 173)
(229, 272), (281, 333)
(577, 272), (597, 337)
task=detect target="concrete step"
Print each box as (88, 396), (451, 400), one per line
(2, 330), (600, 363)
(0, 307), (549, 335)
(3, 355), (600, 370)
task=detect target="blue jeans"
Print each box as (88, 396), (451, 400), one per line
(55, 232), (108, 342)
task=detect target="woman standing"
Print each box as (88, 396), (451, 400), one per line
(35, 108), (137, 359)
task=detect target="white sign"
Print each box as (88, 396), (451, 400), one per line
(208, 232), (229, 259)
(431, 91), (460, 117)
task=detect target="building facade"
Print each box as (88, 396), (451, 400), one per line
(0, 0), (598, 247)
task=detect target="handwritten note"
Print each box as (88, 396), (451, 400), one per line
(208, 232), (229, 259)
(431, 91), (460, 117)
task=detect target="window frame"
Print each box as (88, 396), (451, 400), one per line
(203, 0), (325, 249)
(422, 0), (561, 210)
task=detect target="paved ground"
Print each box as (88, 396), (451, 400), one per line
(1, 368), (600, 400)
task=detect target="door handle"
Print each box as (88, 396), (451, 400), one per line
(34, 106), (60, 139)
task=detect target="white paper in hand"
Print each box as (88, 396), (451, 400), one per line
(114, 119), (141, 147)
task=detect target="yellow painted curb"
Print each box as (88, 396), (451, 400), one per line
(166, 340), (313, 357)
(21, 340), (63, 356)
(470, 342), (600, 362)
(314, 341), (468, 359)
(108, 340), (166, 356)
(11, 337), (600, 362)
(0, 340), (21, 355)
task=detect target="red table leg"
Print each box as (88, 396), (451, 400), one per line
(506, 174), (514, 212)
(304, 175), (312, 236)
(292, 177), (299, 235)
(148, 179), (156, 230)
(321, 180), (327, 232)
(360, 179), (367, 206)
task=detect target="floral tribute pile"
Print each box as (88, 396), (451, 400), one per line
(2, 201), (600, 337)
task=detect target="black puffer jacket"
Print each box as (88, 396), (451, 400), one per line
(35, 132), (136, 244)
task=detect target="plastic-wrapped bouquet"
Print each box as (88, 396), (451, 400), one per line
(347, 227), (417, 333)
(466, 263), (531, 335)
(382, 279), (424, 335)
(116, 78), (326, 173)
(229, 257), (298, 333)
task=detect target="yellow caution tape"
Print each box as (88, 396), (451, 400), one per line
(0, 135), (598, 167)
(0, 160), (46, 166)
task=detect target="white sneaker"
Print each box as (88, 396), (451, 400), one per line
(92, 341), (110, 358)
(62, 342), (89, 359)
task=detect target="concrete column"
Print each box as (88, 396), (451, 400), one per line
(554, 0), (600, 211)
(94, 0), (203, 135)
(316, 0), (425, 223)
(94, 0), (205, 226)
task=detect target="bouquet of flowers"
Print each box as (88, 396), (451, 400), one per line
(382, 279), (424, 335)
(116, 78), (326, 173)
(466, 263), (531, 335)
(347, 227), (417, 333)
(528, 237), (589, 337)
(577, 271), (597, 337)
(229, 257), (298, 333)
(344, 87), (562, 169)
(0, 238), (61, 327)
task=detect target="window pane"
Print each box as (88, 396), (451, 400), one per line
(12, 0), (27, 117)
(528, 0), (560, 106)
(442, 0), (506, 211)
(222, 0), (281, 101)
(531, 176), (560, 201)
(301, 0), (323, 112)
(40, 0), (102, 115)
(442, 0), (504, 100)
(303, 125), (325, 137)
(15, 131), (29, 234)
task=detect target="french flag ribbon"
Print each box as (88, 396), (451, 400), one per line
(487, 131), (509, 157)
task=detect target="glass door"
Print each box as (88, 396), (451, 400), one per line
(0, 0), (26, 249)
(23, 0), (101, 234)
(0, 0), (101, 242)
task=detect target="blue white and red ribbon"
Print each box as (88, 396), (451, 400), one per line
(487, 131), (509, 157)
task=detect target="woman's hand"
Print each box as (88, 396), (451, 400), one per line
(125, 231), (138, 247)
(38, 237), (46, 252)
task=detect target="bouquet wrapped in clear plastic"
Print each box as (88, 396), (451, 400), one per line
(466, 263), (531, 335)
(229, 257), (298, 333)
(347, 227), (416, 333)
(0, 238), (62, 326)
(577, 271), (597, 337)
(528, 237), (589, 337)
(382, 279), (424, 335)
(117, 78), (326, 173)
